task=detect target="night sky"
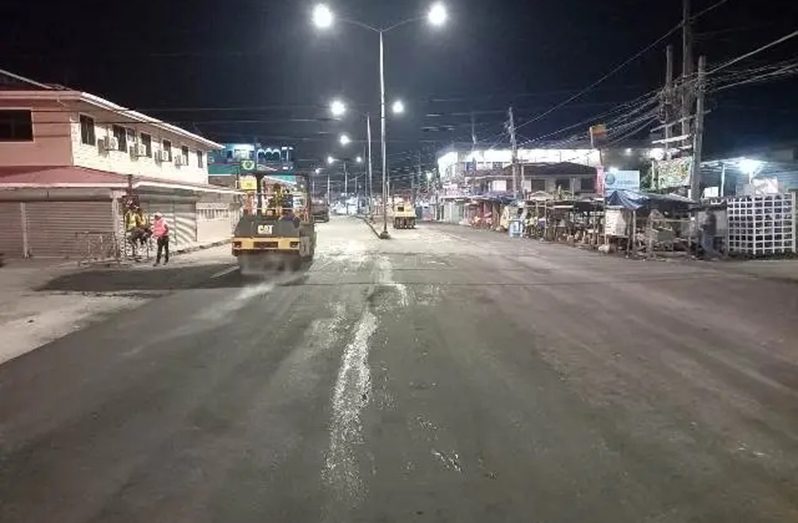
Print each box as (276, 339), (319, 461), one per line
(2, 0), (797, 185)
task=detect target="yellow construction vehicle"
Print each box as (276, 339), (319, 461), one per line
(232, 173), (316, 272)
(392, 202), (416, 229)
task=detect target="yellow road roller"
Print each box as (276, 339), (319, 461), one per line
(232, 173), (316, 273)
(392, 203), (416, 229)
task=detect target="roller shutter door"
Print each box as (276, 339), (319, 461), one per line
(173, 202), (197, 248)
(25, 201), (113, 258)
(0, 203), (24, 258)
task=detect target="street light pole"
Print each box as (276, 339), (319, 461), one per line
(366, 112), (373, 216)
(379, 31), (389, 238)
(313, 2), (448, 236)
(344, 160), (349, 215)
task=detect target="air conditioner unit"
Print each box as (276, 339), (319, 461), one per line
(99, 136), (118, 153)
(136, 144), (148, 157)
(159, 150), (171, 162)
(174, 156), (184, 167)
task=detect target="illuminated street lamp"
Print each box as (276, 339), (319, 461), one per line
(356, 155), (363, 163)
(312, 3), (448, 238)
(312, 4), (333, 29)
(391, 99), (405, 115)
(330, 99), (346, 117)
(327, 155), (335, 165)
(428, 3), (448, 26)
(339, 134), (351, 146)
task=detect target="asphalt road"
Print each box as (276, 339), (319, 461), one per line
(1, 217), (797, 522)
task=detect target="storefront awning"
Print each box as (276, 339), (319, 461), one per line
(0, 166), (238, 195)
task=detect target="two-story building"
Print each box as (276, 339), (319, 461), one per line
(0, 69), (238, 258)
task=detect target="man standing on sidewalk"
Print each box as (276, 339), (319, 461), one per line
(151, 212), (170, 266)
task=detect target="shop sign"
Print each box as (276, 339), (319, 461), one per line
(239, 175), (257, 191)
(603, 170), (640, 195)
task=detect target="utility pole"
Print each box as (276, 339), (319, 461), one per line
(681, 0), (694, 140)
(665, 44), (674, 161)
(414, 150), (422, 206)
(343, 161), (349, 215)
(327, 172), (330, 204)
(344, 161), (348, 196)
(508, 107), (520, 199)
(691, 55), (706, 201)
(470, 111), (477, 149)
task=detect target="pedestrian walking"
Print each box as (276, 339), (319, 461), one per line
(151, 212), (170, 266)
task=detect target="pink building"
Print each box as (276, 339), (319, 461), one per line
(0, 69), (238, 259)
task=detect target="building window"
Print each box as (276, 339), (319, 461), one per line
(162, 140), (172, 161)
(126, 128), (135, 150)
(140, 133), (152, 157)
(181, 145), (189, 164)
(531, 179), (546, 191)
(79, 114), (95, 145)
(555, 177), (571, 191)
(112, 125), (127, 151)
(0, 110), (33, 141)
(581, 176), (596, 192)
(196, 150), (204, 168)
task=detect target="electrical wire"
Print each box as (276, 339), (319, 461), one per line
(511, 24), (683, 135)
(708, 30), (798, 75)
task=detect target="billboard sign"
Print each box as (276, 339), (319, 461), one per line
(654, 157), (692, 189)
(603, 170), (640, 195)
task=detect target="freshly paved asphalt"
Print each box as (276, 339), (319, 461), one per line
(1, 217), (797, 522)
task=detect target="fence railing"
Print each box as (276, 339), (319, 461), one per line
(75, 231), (121, 265)
(75, 231), (155, 265)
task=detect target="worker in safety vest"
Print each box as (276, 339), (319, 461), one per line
(124, 205), (147, 258)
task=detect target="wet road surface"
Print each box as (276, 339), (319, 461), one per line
(1, 217), (797, 522)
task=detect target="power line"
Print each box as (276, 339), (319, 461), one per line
(507, 0), (737, 137)
(691, 0), (733, 20)
(512, 24), (683, 134)
(708, 29), (798, 75)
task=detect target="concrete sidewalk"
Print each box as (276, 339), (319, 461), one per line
(0, 245), (235, 365)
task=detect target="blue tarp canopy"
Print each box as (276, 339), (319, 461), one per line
(606, 189), (694, 211)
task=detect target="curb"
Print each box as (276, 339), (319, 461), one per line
(173, 238), (232, 256)
(77, 239), (233, 268)
(354, 215), (389, 239)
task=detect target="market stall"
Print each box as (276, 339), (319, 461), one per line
(604, 189), (694, 258)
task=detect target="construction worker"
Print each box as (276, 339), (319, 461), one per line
(124, 204), (146, 259)
(151, 212), (170, 266)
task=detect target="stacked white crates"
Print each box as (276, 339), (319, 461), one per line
(727, 193), (796, 256)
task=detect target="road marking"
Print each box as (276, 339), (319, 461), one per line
(210, 265), (238, 279)
(323, 308), (378, 504)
